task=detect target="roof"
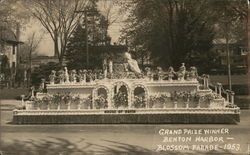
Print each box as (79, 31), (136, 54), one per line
(32, 56), (58, 60)
(90, 45), (128, 52)
(0, 54), (8, 62)
(0, 26), (21, 44)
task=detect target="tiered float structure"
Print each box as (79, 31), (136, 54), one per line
(13, 53), (240, 124)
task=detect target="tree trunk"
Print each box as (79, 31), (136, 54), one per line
(53, 31), (60, 61)
(141, 52), (144, 67)
(28, 50), (32, 87)
(54, 39), (59, 59)
(54, 36), (63, 66)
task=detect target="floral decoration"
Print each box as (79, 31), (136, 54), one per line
(94, 94), (108, 109)
(134, 96), (146, 108)
(113, 91), (128, 108)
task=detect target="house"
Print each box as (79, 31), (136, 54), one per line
(0, 26), (22, 75)
(31, 55), (59, 68)
(212, 38), (248, 74)
(0, 25), (23, 86)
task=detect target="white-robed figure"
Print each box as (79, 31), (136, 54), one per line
(64, 67), (70, 83)
(124, 52), (141, 74)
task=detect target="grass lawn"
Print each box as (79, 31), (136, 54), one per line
(0, 88), (29, 100)
(210, 74), (249, 85)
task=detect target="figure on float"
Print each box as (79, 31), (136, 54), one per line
(124, 52), (141, 74)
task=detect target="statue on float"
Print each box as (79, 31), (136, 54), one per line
(87, 70), (93, 82)
(167, 66), (175, 81)
(64, 67), (70, 83)
(39, 78), (46, 92)
(70, 69), (77, 83)
(177, 63), (186, 81)
(78, 70), (85, 84)
(103, 59), (108, 79)
(58, 69), (65, 84)
(157, 67), (164, 81)
(109, 60), (113, 74)
(188, 66), (198, 81)
(49, 70), (56, 84)
(145, 67), (153, 81)
(124, 52), (141, 74)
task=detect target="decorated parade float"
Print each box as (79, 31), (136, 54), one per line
(13, 52), (240, 124)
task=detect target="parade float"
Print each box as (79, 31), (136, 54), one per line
(13, 52), (240, 124)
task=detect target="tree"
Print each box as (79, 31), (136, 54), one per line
(26, 32), (43, 69)
(25, 32), (43, 86)
(0, 0), (30, 43)
(0, 55), (11, 87)
(129, 46), (150, 68)
(26, 0), (89, 64)
(0, 0), (29, 28)
(0, 55), (10, 75)
(66, 1), (111, 70)
(31, 62), (61, 87)
(211, 0), (247, 45)
(120, 0), (215, 70)
(98, 0), (124, 25)
(209, 0), (248, 90)
(66, 25), (88, 69)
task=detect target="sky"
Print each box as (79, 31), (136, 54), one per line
(20, 20), (124, 56)
(20, 2), (126, 56)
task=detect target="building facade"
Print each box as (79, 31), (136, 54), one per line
(212, 39), (248, 74)
(0, 27), (19, 72)
(0, 25), (22, 87)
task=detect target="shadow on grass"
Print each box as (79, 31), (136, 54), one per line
(235, 96), (250, 109)
(0, 137), (234, 155)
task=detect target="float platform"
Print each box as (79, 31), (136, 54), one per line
(13, 108), (240, 124)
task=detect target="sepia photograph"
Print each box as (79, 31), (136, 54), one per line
(0, 0), (249, 154)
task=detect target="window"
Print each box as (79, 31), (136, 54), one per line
(12, 45), (15, 55)
(12, 62), (15, 68)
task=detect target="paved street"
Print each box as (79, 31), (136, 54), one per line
(0, 100), (250, 154)
(1, 0), (249, 154)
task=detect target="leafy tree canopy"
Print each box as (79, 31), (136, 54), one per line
(66, 0), (111, 70)
(120, 0), (247, 71)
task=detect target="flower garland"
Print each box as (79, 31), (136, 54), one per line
(113, 91), (128, 108)
(32, 93), (89, 107)
(94, 94), (108, 109)
(134, 96), (146, 108)
(149, 94), (169, 107)
(148, 91), (217, 107)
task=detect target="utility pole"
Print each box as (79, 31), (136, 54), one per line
(222, 5), (232, 91)
(84, 11), (89, 67)
(0, 26), (2, 54)
(226, 29), (232, 91)
(248, 0), (250, 74)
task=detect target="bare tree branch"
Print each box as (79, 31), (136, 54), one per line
(25, 0), (88, 64)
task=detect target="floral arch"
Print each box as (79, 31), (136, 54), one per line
(111, 81), (131, 108)
(131, 84), (149, 108)
(93, 85), (110, 109)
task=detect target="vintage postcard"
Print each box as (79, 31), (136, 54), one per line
(0, 0), (249, 154)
